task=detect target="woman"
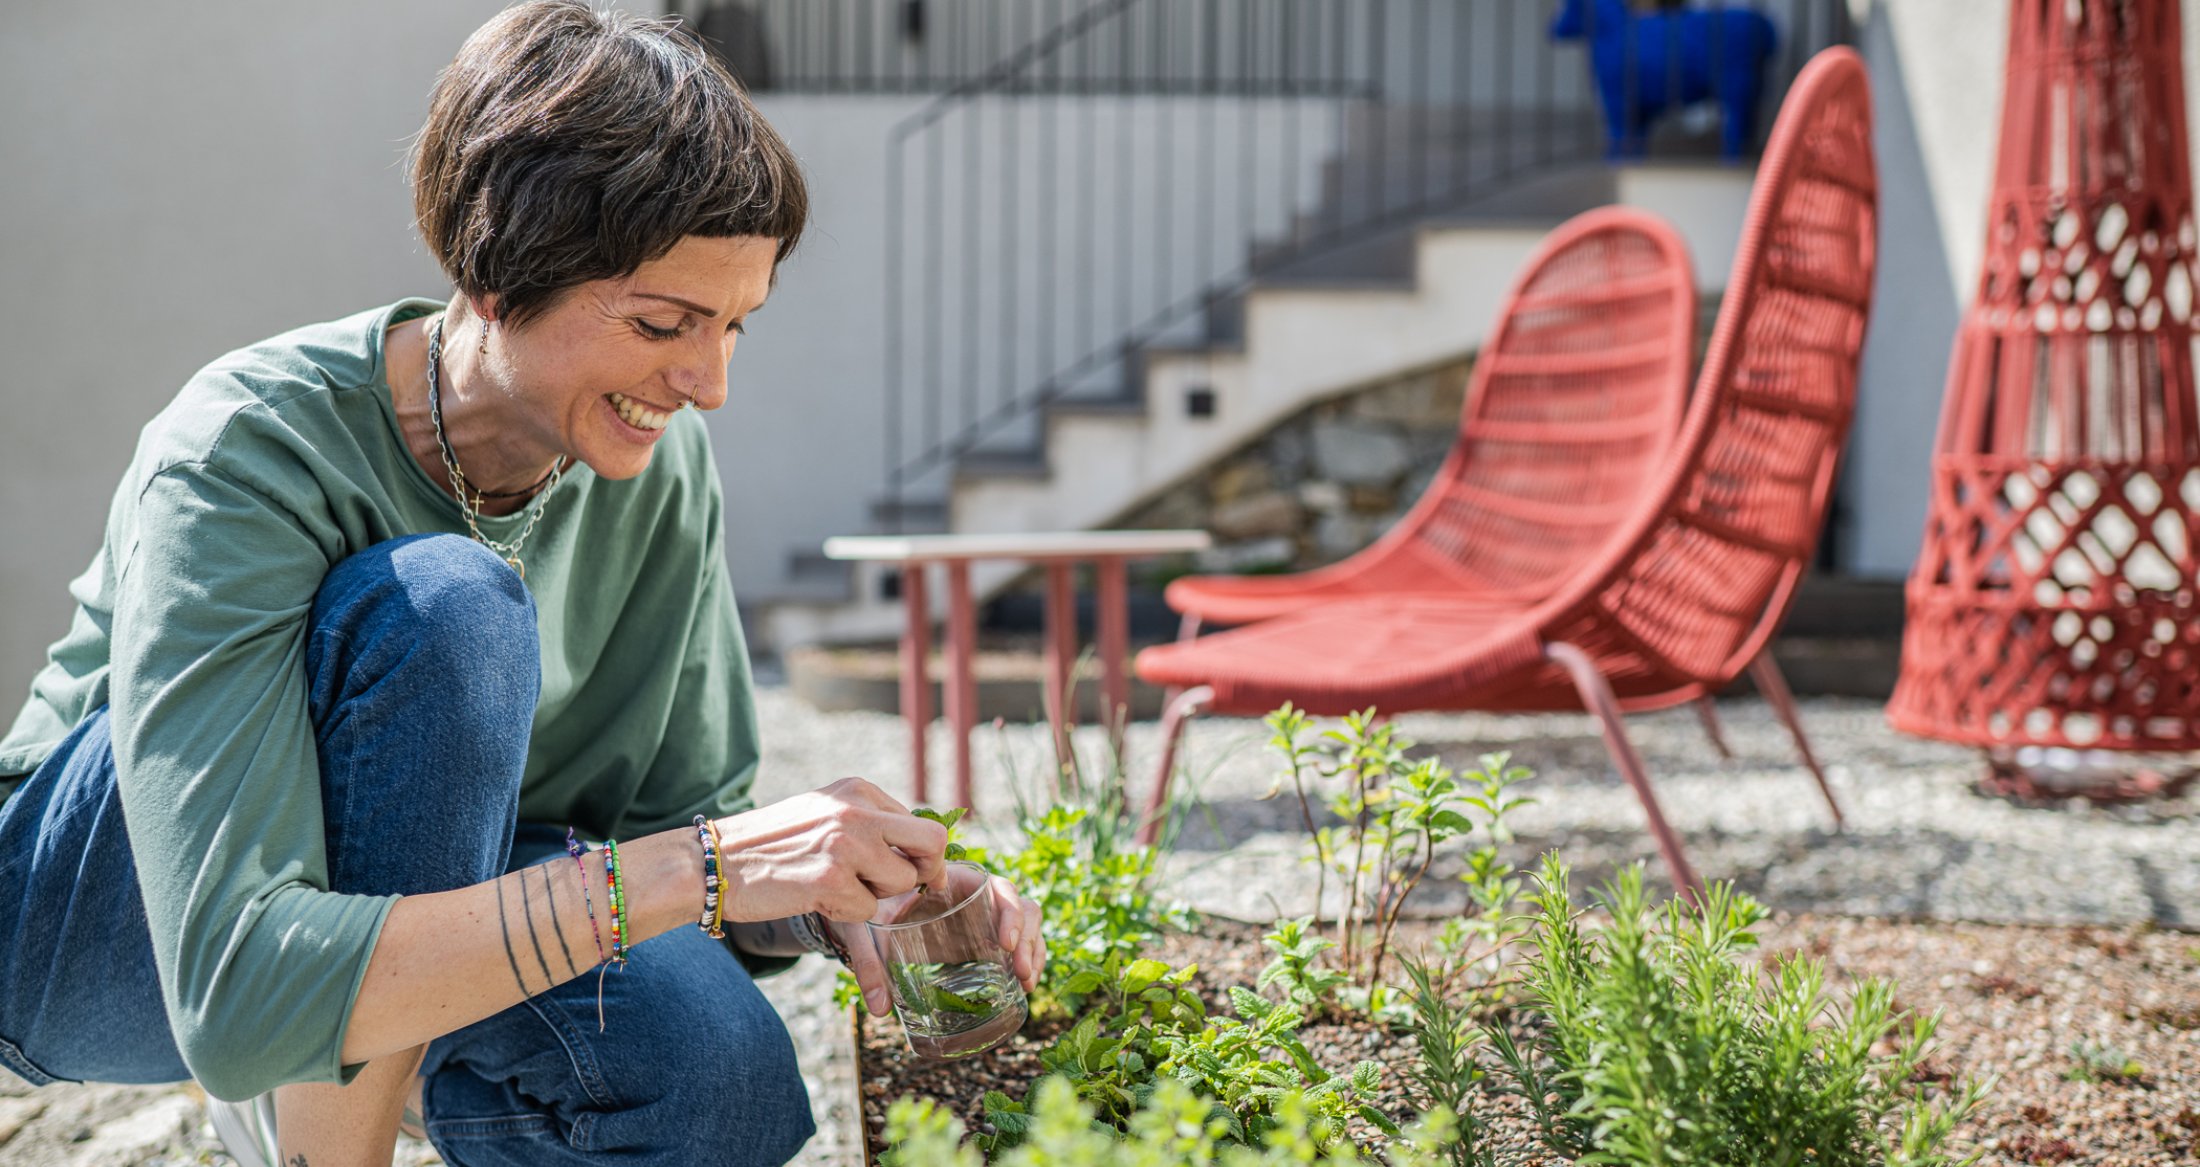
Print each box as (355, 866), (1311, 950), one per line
(0, 5), (1042, 1165)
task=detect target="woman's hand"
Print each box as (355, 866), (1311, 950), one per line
(713, 777), (949, 924)
(833, 875), (1046, 1017)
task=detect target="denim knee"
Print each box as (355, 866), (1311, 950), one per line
(308, 535), (540, 896)
(421, 928), (815, 1167)
(313, 535), (537, 695)
(669, 1007), (814, 1161)
(590, 963), (814, 1163)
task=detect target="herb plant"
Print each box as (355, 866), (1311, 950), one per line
(1147, 986), (1393, 1147)
(968, 956), (1391, 1157)
(1491, 854), (1989, 1167)
(1394, 953), (1495, 1167)
(2063, 1040), (2146, 1084)
(1264, 706), (1532, 991)
(914, 805), (976, 862)
(1257, 916), (1346, 1014)
(988, 804), (1196, 1018)
(886, 1077), (1460, 1167)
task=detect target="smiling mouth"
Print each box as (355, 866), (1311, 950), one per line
(607, 392), (674, 431)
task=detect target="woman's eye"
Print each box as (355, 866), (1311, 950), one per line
(637, 318), (687, 341)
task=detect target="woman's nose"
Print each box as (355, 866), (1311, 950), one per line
(674, 336), (732, 411)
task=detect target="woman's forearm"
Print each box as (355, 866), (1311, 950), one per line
(340, 777), (946, 1065)
(339, 827), (704, 1065)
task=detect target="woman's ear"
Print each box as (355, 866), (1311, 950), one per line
(465, 293), (501, 326)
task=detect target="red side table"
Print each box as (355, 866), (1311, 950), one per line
(822, 530), (1212, 810)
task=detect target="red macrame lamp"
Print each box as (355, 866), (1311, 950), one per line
(1889, 0), (2200, 770)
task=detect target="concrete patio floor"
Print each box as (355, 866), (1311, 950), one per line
(5, 688), (2193, 1166)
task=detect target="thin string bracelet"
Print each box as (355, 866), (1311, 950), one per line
(565, 828), (607, 965)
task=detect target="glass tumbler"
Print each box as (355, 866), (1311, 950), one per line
(867, 860), (1028, 1060)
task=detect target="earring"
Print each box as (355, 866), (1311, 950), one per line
(478, 318), (491, 357)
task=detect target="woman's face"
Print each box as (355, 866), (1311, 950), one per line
(487, 234), (778, 481)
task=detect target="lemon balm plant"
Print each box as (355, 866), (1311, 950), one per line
(969, 955), (1392, 1157)
(1263, 705), (1533, 992)
(884, 1078), (1464, 1167)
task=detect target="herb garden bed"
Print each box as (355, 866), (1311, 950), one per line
(853, 708), (2199, 1166)
(859, 914), (2200, 1166)
(858, 921), (1436, 1160)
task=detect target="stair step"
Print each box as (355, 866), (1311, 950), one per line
(953, 447), (1049, 482)
(1048, 393), (1146, 418)
(869, 496), (950, 530)
(777, 550), (857, 603)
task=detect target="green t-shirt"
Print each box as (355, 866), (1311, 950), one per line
(0, 298), (771, 1099)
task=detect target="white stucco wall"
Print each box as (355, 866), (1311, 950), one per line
(0, 0), (523, 689)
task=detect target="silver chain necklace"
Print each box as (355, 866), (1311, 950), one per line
(426, 314), (566, 580)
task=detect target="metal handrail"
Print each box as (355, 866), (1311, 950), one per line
(879, 0), (1852, 522)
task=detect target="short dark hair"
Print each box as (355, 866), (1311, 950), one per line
(409, 0), (807, 328)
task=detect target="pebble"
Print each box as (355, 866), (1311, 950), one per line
(0, 1098), (45, 1147)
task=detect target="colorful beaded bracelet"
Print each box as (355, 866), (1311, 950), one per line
(692, 814), (726, 939)
(603, 837), (628, 965)
(565, 827), (607, 965)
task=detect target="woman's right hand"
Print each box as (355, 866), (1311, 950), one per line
(713, 777), (949, 924)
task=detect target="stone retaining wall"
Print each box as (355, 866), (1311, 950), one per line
(1118, 358), (1473, 580)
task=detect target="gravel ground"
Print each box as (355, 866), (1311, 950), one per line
(7, 688), (2194, 1165)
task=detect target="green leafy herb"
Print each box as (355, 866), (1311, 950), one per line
(885, 961), (1002, 1016)
(1257, 916), (1347, 1015)
(914, 806), (973, 862)
(2064, 1041), (2147, 1084)
(1494, 854), (1991, 1167)
(1265, 707), (1533, 997)
(887, 1076), (1461, 1167)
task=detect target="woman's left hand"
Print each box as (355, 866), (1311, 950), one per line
(831, 876), (1045, 1017)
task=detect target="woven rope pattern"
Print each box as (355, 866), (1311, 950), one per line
(1162, 207), (1694, 627)
(1888, 0), (2200, 749)
(1138, 49), (1876, 717)
(1556, 68), (1877, 687)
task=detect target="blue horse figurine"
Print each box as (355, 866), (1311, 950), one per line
(1551, 0), (1777, 160)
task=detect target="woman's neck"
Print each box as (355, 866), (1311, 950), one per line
(385, 311), (563, 518)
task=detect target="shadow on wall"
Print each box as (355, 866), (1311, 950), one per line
(1840, 0), (1962, 578)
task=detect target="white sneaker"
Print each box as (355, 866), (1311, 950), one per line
(205, 1091), (279, 1167)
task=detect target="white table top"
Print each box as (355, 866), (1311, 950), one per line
(822, 529), (1212, 563)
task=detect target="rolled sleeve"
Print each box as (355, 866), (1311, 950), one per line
(109, 463), (396, 1099)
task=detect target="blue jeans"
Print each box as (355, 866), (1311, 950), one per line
(0, 535), (814, 1165)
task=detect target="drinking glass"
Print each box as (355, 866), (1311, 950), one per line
(867, 860), (1028, 1060)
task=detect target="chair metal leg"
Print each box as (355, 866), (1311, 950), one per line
(1694, 697), (1735, 760)
(1162, 616), (1202, 710)
(1544, 642), (1703, 901)
(1139, 685), (1213, 846)
(899, 564), (932, 806)
(1748, 651), (1845, 830)
(1042, 562), (1077, 790)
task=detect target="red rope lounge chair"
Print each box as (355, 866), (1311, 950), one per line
(1164, 205), (1696, 634)
(1136, 47), (1878, 895)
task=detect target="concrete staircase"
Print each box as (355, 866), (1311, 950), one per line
(754, 162), (1755, 651)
